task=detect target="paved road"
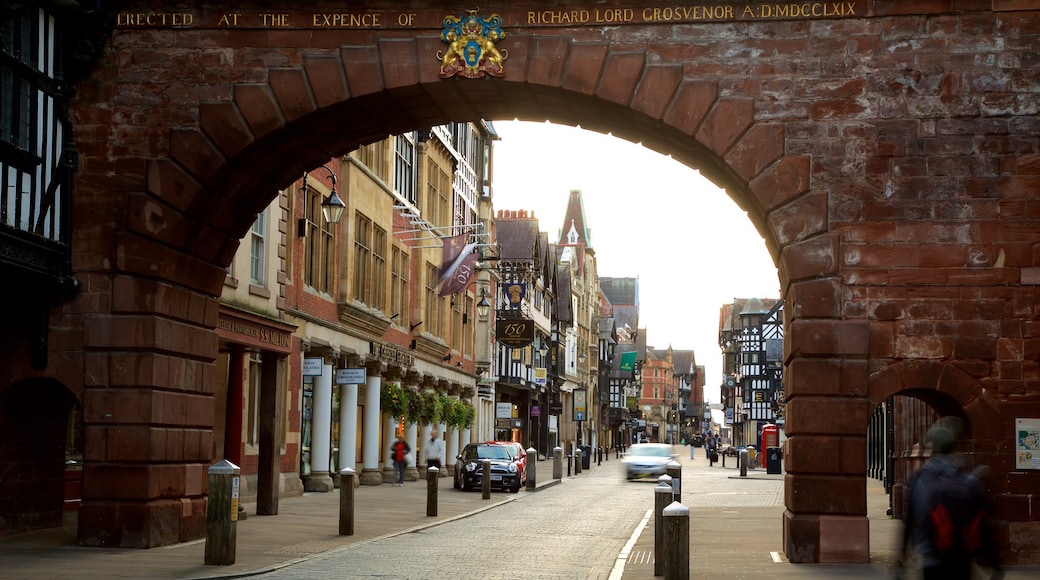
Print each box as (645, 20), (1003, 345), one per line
(255, 452), (786, 579)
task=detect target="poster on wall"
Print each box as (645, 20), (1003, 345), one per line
(1016, 418), (1040, 470)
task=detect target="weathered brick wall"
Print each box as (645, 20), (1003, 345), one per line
(16, 0), (1034, 559)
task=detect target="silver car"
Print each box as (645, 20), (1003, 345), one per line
(622, 443), (675, 480)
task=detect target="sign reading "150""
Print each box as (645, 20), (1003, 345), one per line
(496, 318), (533, 348)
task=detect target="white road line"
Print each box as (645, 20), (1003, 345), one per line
(770, 551), (783, 563)
(609, 508), (653, 580)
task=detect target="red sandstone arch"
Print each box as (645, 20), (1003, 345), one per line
(44, 1), (1040, 563)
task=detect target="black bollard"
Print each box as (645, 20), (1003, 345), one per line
(339, 467), (355, 535)
(654, 478), (672, 577)
(481, 459), (491, 499)
(427, 466), (438, 516)
(663, 501), (690, 580)
(666, 460), (682, 503)
(567, 454), (572, 477)
(526, 447), (537, 491)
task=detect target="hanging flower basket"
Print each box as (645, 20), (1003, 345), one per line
(439, 394), (458, 427)
(459, 403), (476, 429)
(381, 382), (408, 420)
(418, 389), (442, 425)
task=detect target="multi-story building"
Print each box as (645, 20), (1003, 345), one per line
(718, 297), (783, 449)
(213, 122), (496, 504)
(555, 190), (600, 453)
(599, 277), (639, 446)
(491, 210), (555, 452)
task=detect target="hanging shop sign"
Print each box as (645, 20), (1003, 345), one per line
(496, 317), (534, 348)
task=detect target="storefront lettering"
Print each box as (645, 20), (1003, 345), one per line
(371, 342), (415, 367)
(115, 3), (859, 29)
(217, 318), (291, 348)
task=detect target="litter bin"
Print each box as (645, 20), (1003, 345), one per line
(580, 445), (592, 469)
(766, 446), (782, 474)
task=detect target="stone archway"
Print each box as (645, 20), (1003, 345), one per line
(30, 0), (1040, 561)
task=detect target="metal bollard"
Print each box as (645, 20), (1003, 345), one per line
(663, 501), (690, 580)
(481, 459), (491, 499)
(739, 449), (748, 477)
(722, 451), (726, 468)
(205, 460), (240, 566)
(427, 466), (439, 516)
(567, 454), (572, 477)
(666, 460), (682, 503)
(654, 478), (672, 577)
(597, 447), (602, 465)
(553, 446), (563, 480)
(339, 467), (355, 536)
(526, 447), (537, 491)
(575, 449), (582, 474)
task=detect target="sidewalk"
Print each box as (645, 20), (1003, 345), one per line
(0, 468), (543, 579)
(1, 452), (1037, 579)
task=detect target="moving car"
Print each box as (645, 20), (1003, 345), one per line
(622, 443), (675, 481)
(454, 442), (523, 493)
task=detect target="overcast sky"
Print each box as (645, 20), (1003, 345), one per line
(490, 120), (780, 405)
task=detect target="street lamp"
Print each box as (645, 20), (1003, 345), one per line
(302, 166), (346, 224)
(476, 290), (491, 319)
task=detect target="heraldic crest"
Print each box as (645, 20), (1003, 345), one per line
(437, 9), (507, 79)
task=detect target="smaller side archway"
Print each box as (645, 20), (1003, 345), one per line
(865, 361), (1011, 561)
(0, 379), (81, 533)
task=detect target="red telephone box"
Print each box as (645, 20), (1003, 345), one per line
(761, 424), (779, 467)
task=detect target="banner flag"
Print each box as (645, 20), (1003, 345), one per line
(619, 351), (637, 371)
(438, 234), (478, 296)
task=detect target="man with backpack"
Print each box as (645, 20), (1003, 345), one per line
(898, 422), (1003, 580)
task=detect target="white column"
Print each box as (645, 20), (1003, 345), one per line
(405, 421), (419, 481)
(305, 364), (334, 491)
(438, 421), (448, 468)
(338, 383), (358, 473)
(360, 372), (382, 485)
(446, 425), (459, 472)
(460, 423), (472, 450)
(382, 415), (397, 482)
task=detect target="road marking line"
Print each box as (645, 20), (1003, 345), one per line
(609, 508), (653, 580)
(770, 551), (782, 563)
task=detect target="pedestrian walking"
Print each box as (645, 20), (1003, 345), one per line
(707, 436), (717, 467)
(689, 437), (696, 460)
(897, 420), (1003, 580)
(422, 429), (445, 471)
(390, 435), (410, 486)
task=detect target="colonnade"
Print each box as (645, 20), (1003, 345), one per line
(303, 360), (474, 489)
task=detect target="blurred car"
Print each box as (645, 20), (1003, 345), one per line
(622, 443), (675, 481)
(493, 440), (528, 485)
(453, 442), (523, 493)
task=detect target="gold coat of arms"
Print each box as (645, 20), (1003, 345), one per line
(437, 10), (507, 79)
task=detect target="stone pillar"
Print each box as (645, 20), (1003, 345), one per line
(781, 337), (872, 564)
(304, 363), (334, 492)
(446, 424), (459, 475)
(224, 346), (246, 466)
(437, 421), (448, 476)
(381, 414), (397, 483)
(338, 382), (358, 480)
(256, 354), (284, 515)
(360, 370), (382, 485)
(405, 422), (419, 481)
(459, 423), (472, 451)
